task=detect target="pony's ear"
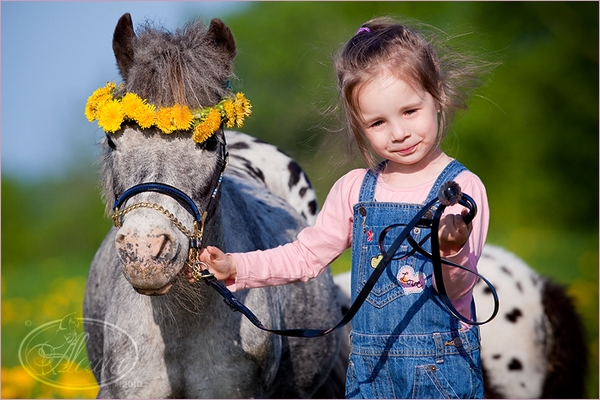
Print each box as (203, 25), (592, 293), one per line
(113, 13), (136, 80)
(207, 18), (236, 60)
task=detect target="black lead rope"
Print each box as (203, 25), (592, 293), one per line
(196, 180), (499, 337)
(113, 168), (499, 336)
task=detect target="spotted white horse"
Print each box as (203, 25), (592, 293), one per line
(228, 130), (588, 399)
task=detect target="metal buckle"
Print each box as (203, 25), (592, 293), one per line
(191, 261), (215, 281)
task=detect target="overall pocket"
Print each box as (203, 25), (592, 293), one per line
(412, 364), (460, 399)
(356, 224), (424, 308)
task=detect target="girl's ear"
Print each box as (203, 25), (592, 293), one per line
(113, 13), (136, 80)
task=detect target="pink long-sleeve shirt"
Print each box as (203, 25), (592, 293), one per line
(228, 163), (489, 319)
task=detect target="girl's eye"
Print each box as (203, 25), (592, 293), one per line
(369, 120), (384, 129)
(405, 109), (418, 116)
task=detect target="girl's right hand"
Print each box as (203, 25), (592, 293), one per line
(198, 246), (237, 282)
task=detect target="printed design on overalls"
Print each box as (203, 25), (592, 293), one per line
(397, 265), (426, 294)
(367, 229), (374, 242)
(370, 254), (383, 268)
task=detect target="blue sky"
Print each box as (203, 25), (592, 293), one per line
(2, 1), (248, 181)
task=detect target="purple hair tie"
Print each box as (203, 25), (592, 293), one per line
(356, 26), (370, 35)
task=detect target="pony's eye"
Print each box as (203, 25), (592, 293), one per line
(201, 135), (219, 151)
(106, 135), (117, 150)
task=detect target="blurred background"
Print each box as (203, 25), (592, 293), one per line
(2, 2), (597, 398)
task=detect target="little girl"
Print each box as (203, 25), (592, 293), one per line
(199, 17), (489, 399)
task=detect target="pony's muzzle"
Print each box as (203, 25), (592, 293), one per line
(115, 224), (181, 292)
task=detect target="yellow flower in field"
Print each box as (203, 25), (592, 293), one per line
(97, 99), (124, 133)
(171, 104), (194, 131)
(56, 360), (100, 396)
(1, 366), (36, 398)
(193, 108), (222, 143)
(222, 99), (236, 128)
(155, 107), (175, 134)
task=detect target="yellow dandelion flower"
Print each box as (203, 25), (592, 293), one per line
(120, 93), (145, 119)
(234, 93), (252, 128)
(85, 83), (116, 122)
(92, 82), (116, 100)
(85, 97), (99, 122)
(155, 107), (175, 134)
(193, 108), (222, 143)
(134, 102), (156, 129)
(222, 99), (236, 128)
(206, 107), (222, 130)
(171, 104), (194, 131)
(86, 83), (252, 141)
(97, 99), (124, 133)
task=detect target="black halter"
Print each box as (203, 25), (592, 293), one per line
(111, 132), (228, 250)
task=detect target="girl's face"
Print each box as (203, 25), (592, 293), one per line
(357, 73), (441, 174)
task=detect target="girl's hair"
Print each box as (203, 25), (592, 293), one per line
(335, 16), (488, 167)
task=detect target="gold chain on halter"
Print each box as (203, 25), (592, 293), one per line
(112, 202), (214, 281)
(112, 202), (201, 240)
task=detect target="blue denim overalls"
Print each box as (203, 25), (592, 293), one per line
(345, 160), (484, 399)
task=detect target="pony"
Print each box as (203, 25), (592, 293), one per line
(83, 13), (348, 398)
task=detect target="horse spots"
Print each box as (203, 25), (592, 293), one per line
(492, 354), (501, 359)
(287, 161), (302, 188)
(500, 266), (512, 276)
(251, 136), (268, 145)
(530, 274), (540, 287)
(508, 358), (523, 370)
(228, 141), (250, 150)
(506, 308), (523, 323)
(308, 200), (317, 215)
(226, 131), (318, 226)
(516, 281), (523, 292)
(483, 286), (495, 295)
(231, 154), (266, 183)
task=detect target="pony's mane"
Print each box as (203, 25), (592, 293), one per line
(120, 18), (236, 109)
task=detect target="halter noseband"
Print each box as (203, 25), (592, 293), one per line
(111, 134), (228, 255)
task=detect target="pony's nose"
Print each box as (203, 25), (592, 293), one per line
(115, 228), (177, 262)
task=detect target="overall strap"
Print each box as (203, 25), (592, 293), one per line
(358, 159), (466, 204)
(358, 161), (386, 202)
(424, 160), (467, 203)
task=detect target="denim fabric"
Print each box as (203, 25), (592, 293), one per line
(346, 160), (484, 399)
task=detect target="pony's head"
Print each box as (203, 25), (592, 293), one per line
(93, 14), (241, 295)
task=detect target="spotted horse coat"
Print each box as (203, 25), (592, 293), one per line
(229, 131), (588, 399)
(226, 131), (318, 226)
(474, 244), (587, 399)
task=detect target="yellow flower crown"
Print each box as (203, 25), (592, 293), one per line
(85, 82), (252, 143)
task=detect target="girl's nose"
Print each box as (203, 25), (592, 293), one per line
(390, 122), (409, 142)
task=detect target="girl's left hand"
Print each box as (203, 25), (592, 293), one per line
(438, 208), (472, 256)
